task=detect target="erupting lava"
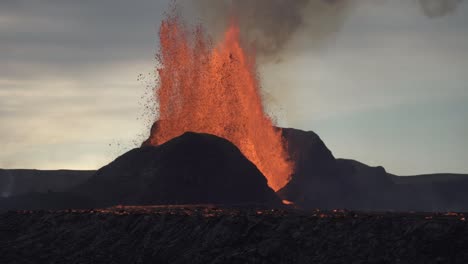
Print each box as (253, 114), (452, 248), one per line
(147, 14), (293, 191)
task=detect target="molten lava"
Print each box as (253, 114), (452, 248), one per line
(147, 14), (293, 191)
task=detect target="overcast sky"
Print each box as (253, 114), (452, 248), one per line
(1, 0), (467, 176)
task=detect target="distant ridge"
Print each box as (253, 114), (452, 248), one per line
(0, 169), (94, 197)
(392, 173), (468, 184)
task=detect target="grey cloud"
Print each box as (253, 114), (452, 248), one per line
(0, 0), (169, 74)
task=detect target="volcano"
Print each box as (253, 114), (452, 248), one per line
(74, 132), (281, 207)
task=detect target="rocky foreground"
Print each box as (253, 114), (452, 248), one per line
(1, 206), (468, 264)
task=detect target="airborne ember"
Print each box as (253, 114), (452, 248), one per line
(146, 13), (293, 191)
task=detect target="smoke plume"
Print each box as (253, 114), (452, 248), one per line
(188, 0), (465, 62)
(419, 0), (464, 17)
(191, 0), (353, 62)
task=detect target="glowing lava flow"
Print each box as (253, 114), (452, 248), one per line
(147, 14), (293, 191)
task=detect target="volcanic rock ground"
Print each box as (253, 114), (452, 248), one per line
(1, 206), (468, 264)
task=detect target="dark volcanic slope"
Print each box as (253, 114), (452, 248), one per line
(279, 127), (468, 211)
(278, 128), (343, 208)
(74, 132), (281, 207)
(1, 208), (467, 264)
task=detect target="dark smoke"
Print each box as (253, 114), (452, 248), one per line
(191, 0), (353, 61)
(419, 0), (464, 17)
(189, 0), (465, 62)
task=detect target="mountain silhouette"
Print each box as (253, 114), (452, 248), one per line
(2, 127), (468, 211)
(278, 127), (468, 211)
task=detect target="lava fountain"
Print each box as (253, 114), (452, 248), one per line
(146, 14), (293, 191)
